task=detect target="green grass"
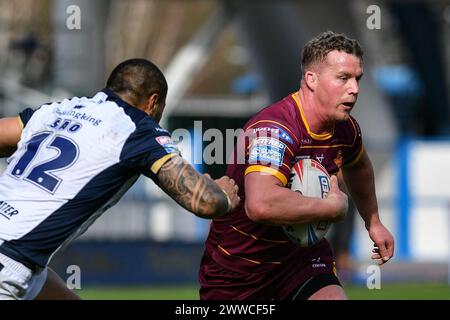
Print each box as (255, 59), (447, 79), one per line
(77, 283), (450, 300)
(346, 283), (450, 300)
(77, 285), (200, 300)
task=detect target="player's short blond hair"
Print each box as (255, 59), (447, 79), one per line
(301, 31), (363, 76)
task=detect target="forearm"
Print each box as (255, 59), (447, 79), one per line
(0, 117), (22, 157)
(343, 152), (381, 229)
(245, 183), (338, 226)
(157, 156), (229, 219)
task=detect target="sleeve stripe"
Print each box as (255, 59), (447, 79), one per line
(17, 116), (24, 129)
(344, 144), (365, 168)
(349, 116), (358, 146)
(244, 165), (288, 186)
(150, 153), (177, 174)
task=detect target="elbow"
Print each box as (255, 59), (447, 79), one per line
(245, 198), (271, 223)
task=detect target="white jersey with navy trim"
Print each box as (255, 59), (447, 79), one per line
(0, 89), (178, 268)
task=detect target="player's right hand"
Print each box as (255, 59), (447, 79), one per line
(214, 176), (240, 212)
(326, 175), (348, 222)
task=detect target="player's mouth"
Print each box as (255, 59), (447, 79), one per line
(341, 102), (355, 110)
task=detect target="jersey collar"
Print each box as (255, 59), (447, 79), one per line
(291, 92), (333, 140)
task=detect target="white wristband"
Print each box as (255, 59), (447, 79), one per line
(222, 189), (233, 212)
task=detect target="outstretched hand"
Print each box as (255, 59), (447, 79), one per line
(206, 174), (240, 212)
(369, 222), (394, 265)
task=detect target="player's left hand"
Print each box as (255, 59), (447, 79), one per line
(368, 222), (394, 265)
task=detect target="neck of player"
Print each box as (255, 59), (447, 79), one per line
(297, 89), (335, 136)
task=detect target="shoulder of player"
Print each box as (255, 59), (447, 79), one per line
(120, 118), (175, 160)
(121, 116), (172, 146)
(244, 96), (299, 145)
(334, 116), (361, 141)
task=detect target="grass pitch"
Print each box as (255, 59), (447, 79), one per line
(77, 283), (449, 300)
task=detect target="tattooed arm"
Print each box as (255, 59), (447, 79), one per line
(157, 155), (239, 219)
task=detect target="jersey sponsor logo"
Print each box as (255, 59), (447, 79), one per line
(155, 127), (170, 134)
(252, 127), (294, 144)
(311, 257), (326, 268)
(156, 136), (179, 154)
(49, 118), (82, 133)
(277, 127), (294, 144)
(248, 137), (286, 166)
(0, 201), (19, 220)
(252, 127), (279, 134)
(55, 109), (102, 126)
(252, 137), (286, 149)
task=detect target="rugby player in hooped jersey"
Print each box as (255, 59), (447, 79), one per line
(0, 59), (240, 300)
(199, 31), (394, 300)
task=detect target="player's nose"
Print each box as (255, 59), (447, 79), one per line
(348, 78), (359, 95)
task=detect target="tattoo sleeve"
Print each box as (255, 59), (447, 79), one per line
(156, 155), (228, 218)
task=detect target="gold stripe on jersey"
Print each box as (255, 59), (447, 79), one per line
(344, 144), (365, 168)
(150, 153), (177, 174)
(292, 93), (333, 140)
(300, 143), (354, 149)
(349, 117), (357, 145)
(245, 165), (288, 186)
(247, 119), (299, 144)
(17, 116), (24, 129)
(218, 245), (282, 265)
(230, 225), (290, 244)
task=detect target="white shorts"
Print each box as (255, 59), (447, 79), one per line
(0, 252), (48, 300)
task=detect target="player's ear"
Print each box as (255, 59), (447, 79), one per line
(144, 93), (160, 115)
(304, 71), (317, 91)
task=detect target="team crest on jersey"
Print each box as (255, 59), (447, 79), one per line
(156, 136), (179, 154)
(248, 137), (286, 166)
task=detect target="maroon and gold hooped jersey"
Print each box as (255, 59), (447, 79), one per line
(200, 93), (363, 299)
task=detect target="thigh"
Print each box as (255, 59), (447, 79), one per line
(308, 284), (348, 300)
(289, 273), (345, 300)
(282, 240), (344, 300)
(34, 268), (80, 300)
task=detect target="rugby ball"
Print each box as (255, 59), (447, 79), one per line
(282, 158), (332, 247)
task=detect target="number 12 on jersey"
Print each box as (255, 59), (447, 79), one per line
(11, 132), (80, 194)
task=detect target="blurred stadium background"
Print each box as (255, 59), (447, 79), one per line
(0, 0), (449, 299)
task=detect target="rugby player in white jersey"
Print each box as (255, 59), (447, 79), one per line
(0, 58), (240, 300)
